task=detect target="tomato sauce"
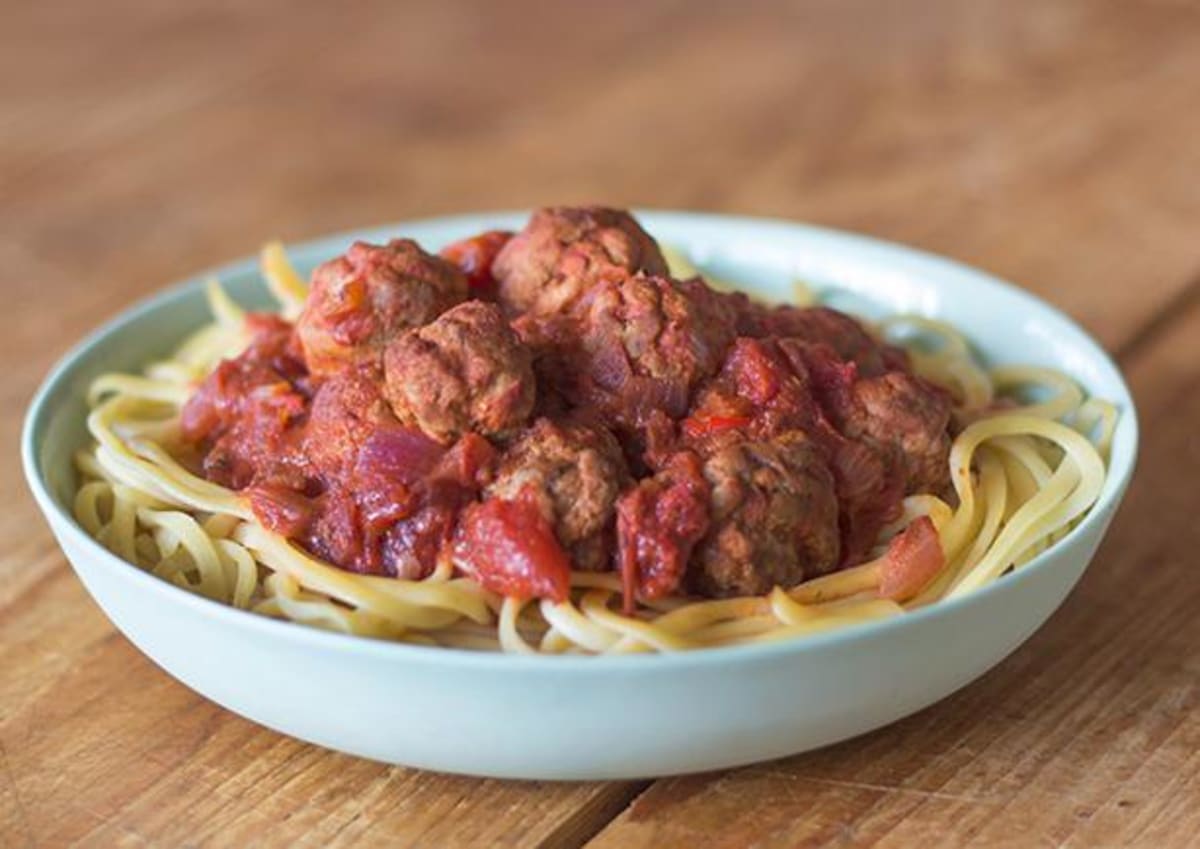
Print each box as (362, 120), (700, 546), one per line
(180, 217), (953, 604)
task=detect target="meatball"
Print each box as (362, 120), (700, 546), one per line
(383, 301), (535, 444)
(509, 312), (576, 419)
(741, 304), (906, 377)
(684, 337), (821, 448)
(714, 290), (764, 337)
(485, 418), (629, 570)
(303, 367), (397, 481)
(493, 207), (668, 316)
(768, 338), (913, 563)
(297, 239), (467, 376)
(572, 274), (737, 422)
(689, 431), (840, 597)
(842, 371), (953, 495)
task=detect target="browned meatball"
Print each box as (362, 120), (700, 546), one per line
(572, 274), (737, 422)
(737, 304), (906, 377)
(297, 239), (467, 376)
(302, 368), (397, 481)
(383, 301), (535, 445)
(493, 207), (668, 316)
(841, 371), (953, 494)
(688, 431), (840, 597)
(684, 337), (822, 449)
(507, 312), (577, 419)
(485, 417), (629, 570)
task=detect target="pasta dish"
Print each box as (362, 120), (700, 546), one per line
(73, 207), (1115, 653)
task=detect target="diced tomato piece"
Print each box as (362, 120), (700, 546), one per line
(248, 483), (314, 537)
(878, 516), (945, 601)
(617, 453), (710, 611)
(452, 489), (571, 602)
(432, 433), (497, 490)
(439, 230), (513, 293)
(681, 414), (751, 440)
(730, 339), (782, 405)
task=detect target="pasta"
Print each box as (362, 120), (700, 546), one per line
(71, 242), (1115, 654)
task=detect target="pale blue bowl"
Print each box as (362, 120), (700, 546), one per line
(23, 212), (1138, 779)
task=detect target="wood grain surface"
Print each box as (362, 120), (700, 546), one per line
(3, 1), (1198, 847)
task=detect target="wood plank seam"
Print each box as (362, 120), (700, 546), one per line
(1112, 270), (1200, 364)
(533, 782), (654, 849)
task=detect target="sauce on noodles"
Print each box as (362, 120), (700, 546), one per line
(72, 208), (1115, 653)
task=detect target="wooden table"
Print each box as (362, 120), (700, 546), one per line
(4, 1), (1199, 846)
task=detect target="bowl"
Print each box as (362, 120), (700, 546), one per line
(22, 211), (1138, 780)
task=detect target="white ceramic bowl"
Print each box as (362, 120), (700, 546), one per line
(23, 212), (1138, 780)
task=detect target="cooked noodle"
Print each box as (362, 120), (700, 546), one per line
(71, 244), (1115, 653)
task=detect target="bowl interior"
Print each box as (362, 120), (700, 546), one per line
(24, 211), (1138, 657)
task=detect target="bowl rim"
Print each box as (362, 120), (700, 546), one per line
(21, 209), (1140, 672)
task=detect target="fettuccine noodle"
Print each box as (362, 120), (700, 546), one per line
(71, 246), (1115, 653)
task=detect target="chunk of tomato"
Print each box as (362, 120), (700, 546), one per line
(878, 516), (944, 601)
(452, 489), (571, 602)
(439, 230), (513, 294)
